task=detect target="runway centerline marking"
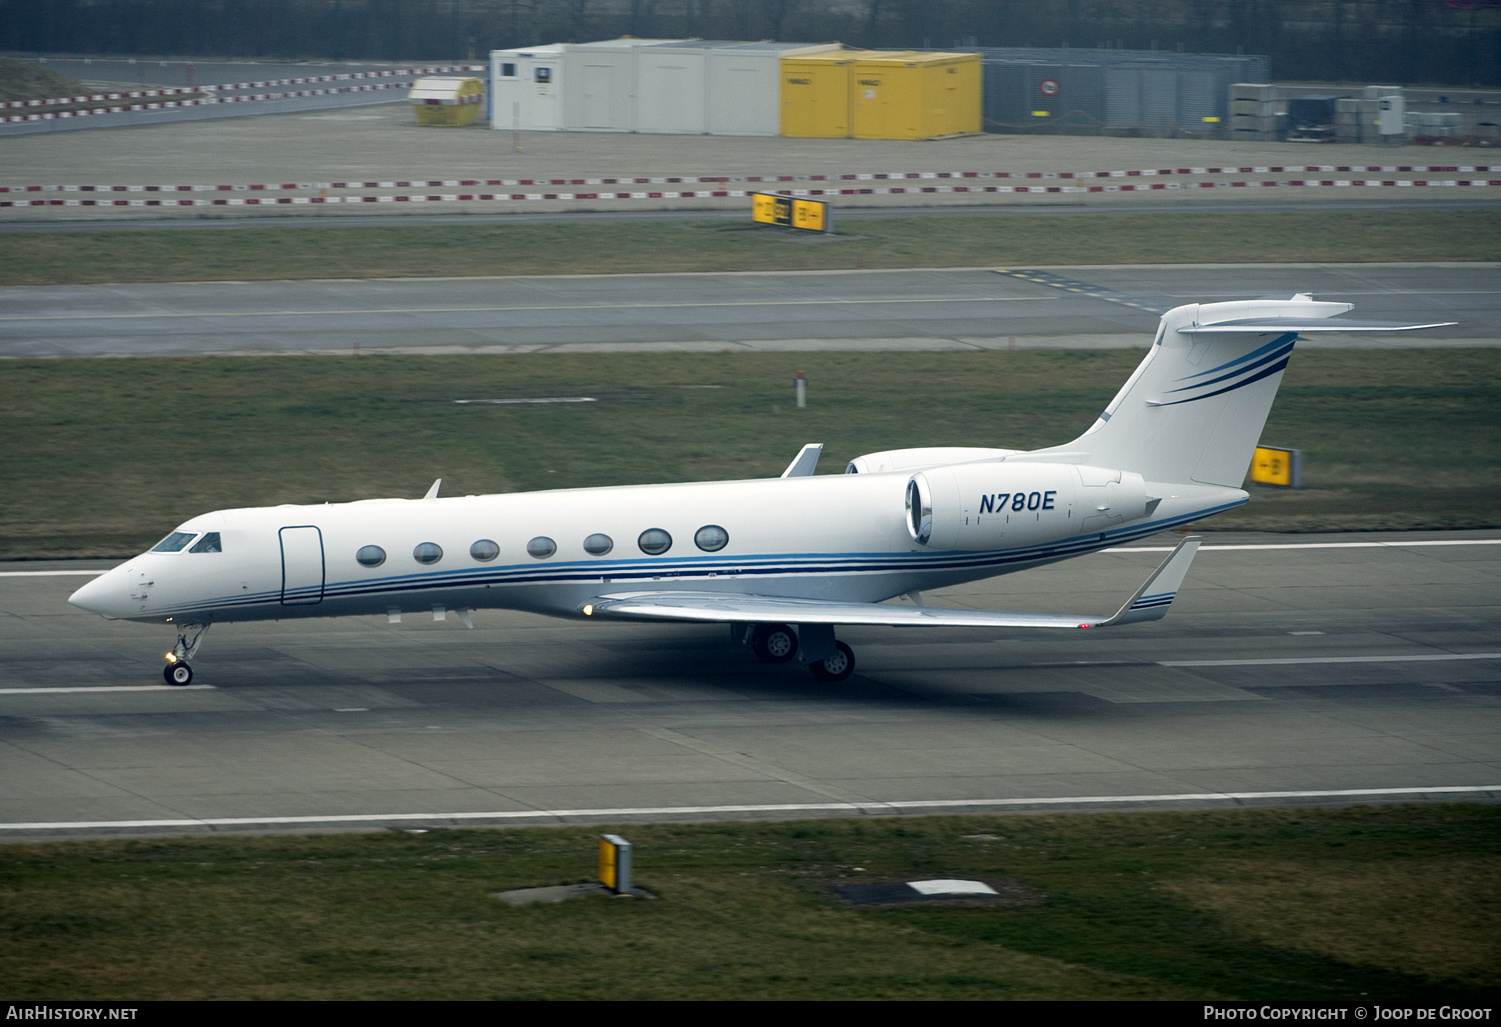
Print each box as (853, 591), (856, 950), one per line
(1, 785), (1494, 833)
(0, 684), (215, 694)
(0, 295), (1051, 323)
(1106, 539), (1501, 552)
(1162, 652), (1501, 667)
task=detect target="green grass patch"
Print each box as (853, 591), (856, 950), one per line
(4, 210), (1501, 287)
(0, 56), (83, 104)
(1, 805), (1496, 999)
(2, 349), (1497, 557)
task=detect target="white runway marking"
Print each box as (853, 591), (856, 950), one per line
(1, 785), (1494, 833)
(0, 295), (1053, 323)
(1163, 653), (1501, 667)
(0, 684), (215, 694)
(1109, 539), (1501, 553)
(0, 569), (107, 576)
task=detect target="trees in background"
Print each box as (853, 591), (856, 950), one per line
(1, 0), (1497, 88)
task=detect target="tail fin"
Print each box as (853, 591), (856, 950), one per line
(1034, 295), (1453, 487)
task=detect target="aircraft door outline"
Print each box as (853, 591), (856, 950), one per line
(279, 525), (325, 606)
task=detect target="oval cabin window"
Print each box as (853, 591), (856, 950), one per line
(694, 525), (729, 552)
(638, 528), (672, 555)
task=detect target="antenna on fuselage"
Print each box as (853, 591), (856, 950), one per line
(423, 478), (441, 500)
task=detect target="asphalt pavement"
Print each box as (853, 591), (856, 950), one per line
(1, 263), (1493, 358)
(2, 531), (1496, 839)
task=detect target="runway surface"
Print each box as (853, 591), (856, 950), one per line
(2, 531), (1497, 840)
(2, 263), (1495, 357)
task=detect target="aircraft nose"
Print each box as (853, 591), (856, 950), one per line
(69, 569), (125, 619)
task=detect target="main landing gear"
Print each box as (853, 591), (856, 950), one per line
(163, 623), (209, 686)
(737, 622), (856, 682)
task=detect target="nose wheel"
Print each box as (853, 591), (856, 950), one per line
(163, 623), (209, 686)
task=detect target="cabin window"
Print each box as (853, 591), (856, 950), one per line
(501, 62), (516, 77)
(356, 545), (386, 568)
(150, 531), (197, 553)
(188, 532), (222, 553)
(583, 533), (613, 556)
(638, 528), (672, 555)
(534, 67), (551, 83)
(527, 536), (557, 559)
(413, 542), (444, 565)
(694, 525), (729, 552)
(470, 539), (500, 562)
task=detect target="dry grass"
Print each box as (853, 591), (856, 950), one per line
(1163, 858), (1501, 986)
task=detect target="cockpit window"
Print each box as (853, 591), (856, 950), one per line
(150, 531), (197, 553)
(188, 532), (222, 553)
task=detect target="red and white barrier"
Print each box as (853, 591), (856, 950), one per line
(5, 177), (1499, 209)
(5, 165), (1497, 194)
(0, 65), (486, 111)
(0, 80), (438, 124)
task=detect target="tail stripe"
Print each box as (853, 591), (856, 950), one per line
(1178, 332), (1298, 380)
(1166, 338), (1296, 394)
(1153, 355), (1291, 408)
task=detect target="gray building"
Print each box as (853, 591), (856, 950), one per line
(980, 48), (1270, 136)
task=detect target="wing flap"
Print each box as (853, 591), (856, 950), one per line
(583, 537), (1202, 630)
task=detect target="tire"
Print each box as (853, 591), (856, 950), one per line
(808, 641), (855, 682)
(164, 662), (193, 686)
(750, 623), (798, 664)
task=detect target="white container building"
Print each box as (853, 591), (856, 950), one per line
(489, 45), (565, 131)
(491, 38), (840, 136)
(563, 38), (684, 132)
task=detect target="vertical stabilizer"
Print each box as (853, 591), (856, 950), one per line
(1033, 295), (1349, 486)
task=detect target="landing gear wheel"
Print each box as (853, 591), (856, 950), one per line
(164, 662), (193, 686)
(808, 641), (855, 682)
(750, 623), (799, 664)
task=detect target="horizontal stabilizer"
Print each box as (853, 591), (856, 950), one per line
(582, 538), (1202, 630)
(1178, 317), (1457, 334)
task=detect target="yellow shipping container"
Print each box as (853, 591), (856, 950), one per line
(779, 52), (855, 138)
(410, 76), (486, 127)
(851, 51), (981, 140)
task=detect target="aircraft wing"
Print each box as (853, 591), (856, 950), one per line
(583, 537), (1201, 630)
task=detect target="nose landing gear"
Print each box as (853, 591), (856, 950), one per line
(163, 623), (209, 686)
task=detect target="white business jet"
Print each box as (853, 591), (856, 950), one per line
(69, 295), (1450, 686)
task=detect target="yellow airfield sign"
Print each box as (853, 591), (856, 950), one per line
(752, 192), (830, 233)
(1251, 446), (1301, 488)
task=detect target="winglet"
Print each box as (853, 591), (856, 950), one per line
(1091, 536), (1202, 627)
(781, 443), (824, 478)
(423, 478), (441, 501)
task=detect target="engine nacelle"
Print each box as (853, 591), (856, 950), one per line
(846, 446), (1018, 475)
(905, 462), (1151, 550)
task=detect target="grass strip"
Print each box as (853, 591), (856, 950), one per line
(4, 209), (1500, 286)
(1, 804), (1496, 1000)
(2, 349), (1497, 558)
